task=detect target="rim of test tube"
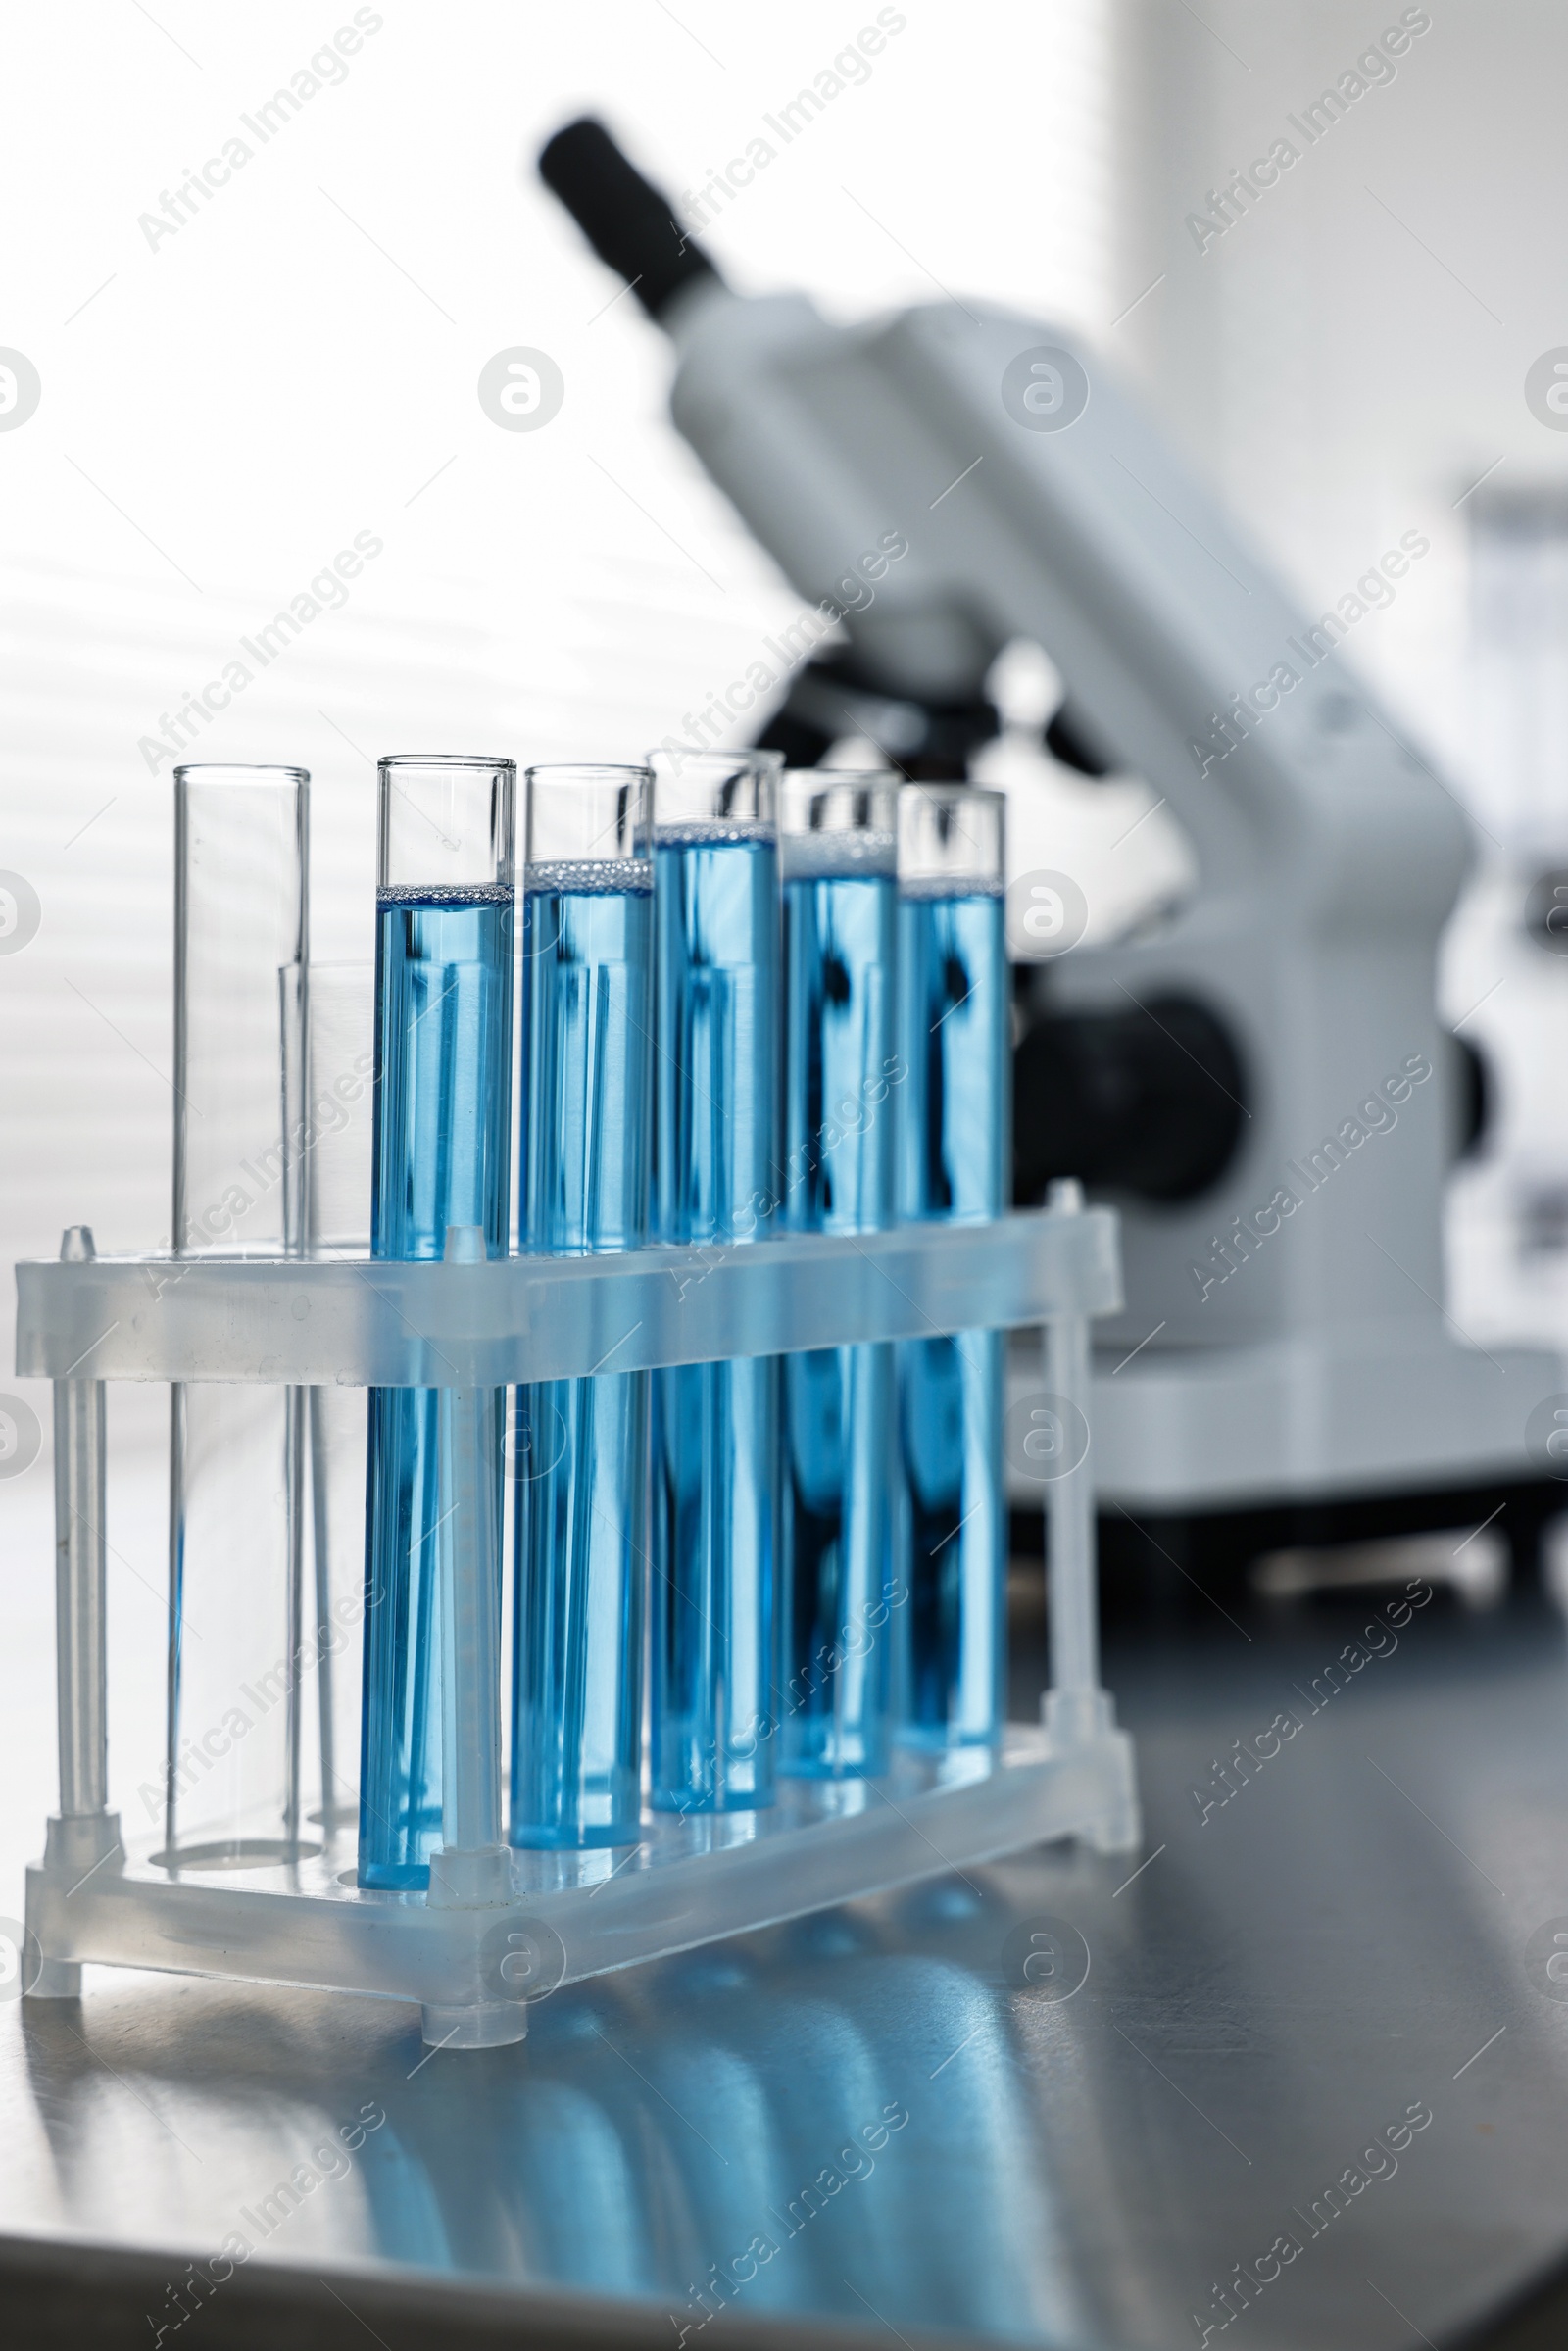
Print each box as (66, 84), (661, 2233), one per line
(896, 779), (1006, 892)
(172, 762), (311, 785)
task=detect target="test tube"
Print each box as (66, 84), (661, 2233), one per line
(303, 961), (375, 1836)
(894, 786), (1008, 1749)
(778, 771), (900, 1778)
(511, 765), (655, 1848)
(167, 763), (309, 1866)
(359, 758), (515, 1891)
(647, 748), (781, 1814)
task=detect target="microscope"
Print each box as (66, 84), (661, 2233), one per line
(539, 120), (1564, 1589)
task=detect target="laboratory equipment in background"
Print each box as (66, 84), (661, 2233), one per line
(536, 120), (1566, 1588)
(648, 747), (781, 1815)
(360, 756), (515, 1890)
(166, 762), (310, 1866)
(895, 785), (1008, 1750)
(1446, 488), (1568, 1352)
(512, 764), (654, 1850)
(779, 772), (899, 1778)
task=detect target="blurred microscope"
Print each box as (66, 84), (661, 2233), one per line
(538, 121), (1567, 1596)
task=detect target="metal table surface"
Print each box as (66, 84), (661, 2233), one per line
(3, 1573), (1568, 2350)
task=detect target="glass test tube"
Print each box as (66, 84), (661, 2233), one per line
(168, 763), (310, 1866)
(511, 766), (656, 1848)
(359, 758), (515, 1891)
(647, 748), (782, 1813)
(778, 772), (900, 1778)
(894, 786), (1008, 1749)
(304, 961), (375, 1835)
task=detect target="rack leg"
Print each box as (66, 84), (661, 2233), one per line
(28, 1228), (123, 1999)
(1039, 1185), (1107, 1743)
(1038, 1185), (1143, 1858)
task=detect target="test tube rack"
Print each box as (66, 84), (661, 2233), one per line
(18, 1198), (1139, 2047)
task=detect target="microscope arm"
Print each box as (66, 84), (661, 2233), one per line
(540, 119), (1472, 1361)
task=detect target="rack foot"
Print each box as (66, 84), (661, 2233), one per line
(1041, 1692), (1142, 1855)
(25, 1958), (82, 2000)
(425, 1844), (513, 1907)
(420, 2000), (527, 2051)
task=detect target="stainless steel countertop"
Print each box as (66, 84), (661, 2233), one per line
(4, 1576), (1567, 2349)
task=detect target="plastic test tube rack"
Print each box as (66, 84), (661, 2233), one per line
(18, 1196), (1140, 2048)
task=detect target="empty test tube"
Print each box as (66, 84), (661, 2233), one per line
(303, 959), (375, 1837)
(167, 762), (309, 1866)
(778, 771), (900, 1778)
(359, 757), (515, 1892)
(894, 785), (1008, 1748)
(511, 765), (655, 1848)
(648, 747), (782, 1813)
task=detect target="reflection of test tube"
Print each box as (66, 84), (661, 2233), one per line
(512, 765), (654, 1848)
(778, 773), (899, 1779)
(168, 763), (309, 1864)
(894, 786), (1007, 1749)
(359, 759), (515, 1892)
(647, 748), (781, 1814)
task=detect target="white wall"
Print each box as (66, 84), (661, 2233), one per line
(1115, 0), (1568, 781)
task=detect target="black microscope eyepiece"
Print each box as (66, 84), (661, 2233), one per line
(537, 117), (723, 324)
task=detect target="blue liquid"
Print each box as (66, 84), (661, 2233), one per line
(650, 827), (779, 1813)
(895, 886), (1008, 1749)
(360, 886), (514, 1891)
(779, 851), (897, 1777)
(512, 867), (653, 1848)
